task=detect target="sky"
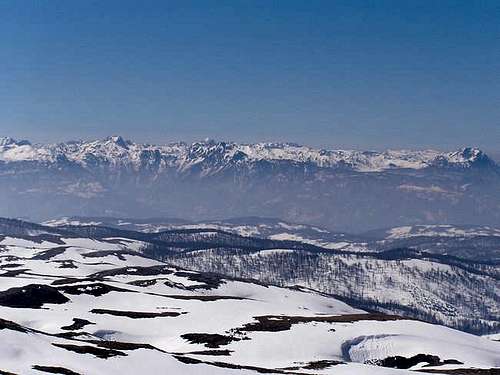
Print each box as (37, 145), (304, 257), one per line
(0, 0), (499, 151)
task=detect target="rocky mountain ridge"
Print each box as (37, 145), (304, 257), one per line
(0, 136), (496, 173)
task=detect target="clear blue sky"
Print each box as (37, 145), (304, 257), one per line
(0, 0), (499, 151)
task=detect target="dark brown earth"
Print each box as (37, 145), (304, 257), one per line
(61, 318), (95, 331)
(32, 365), (81, 375)
(0, 284), (69, 308)
(239, 313), (406, 332)
(90, 308), (184, 319)
(51, 343), (126, 359)
(57, 283), (130, 297)
(376, 354), (463, 369)
(181, 333), (243, 348)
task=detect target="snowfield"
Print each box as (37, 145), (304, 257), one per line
(0, 225), (499, 374)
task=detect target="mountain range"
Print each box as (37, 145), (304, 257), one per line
(1, 136), (500, 232)
(0, 136), (495, 171)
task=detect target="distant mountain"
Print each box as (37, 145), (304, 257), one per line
(43, 216), (500, 262)
(1, 136), (500, 231)
(0, 136), (495, 171)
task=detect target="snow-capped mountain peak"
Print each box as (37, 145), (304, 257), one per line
(105, 135), (130, 149)
(0, 136), (31, 148)
(0, 136), (16, 146)
(443, 147), (493, 167)
(0, 136), (495, 172)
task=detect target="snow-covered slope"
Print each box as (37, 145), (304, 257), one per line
(383, 225), (500, 239)
(41, 216), (500, 333)
(43, 216), (350, 240)
(0, 136), (494, 172)
(0, 227), (499, 374)
(43, 217), (500, 260)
